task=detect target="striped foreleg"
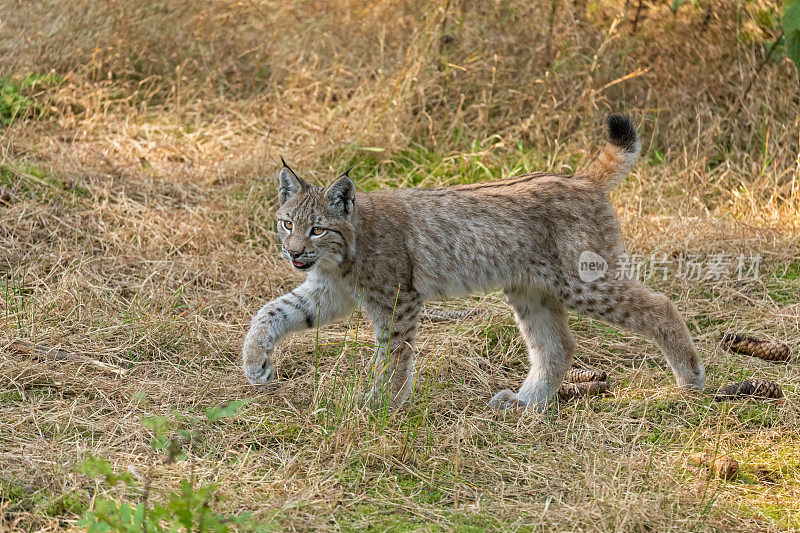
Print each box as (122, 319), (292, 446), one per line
(242, 281), (352, 387)
(362, 296), (422, 410)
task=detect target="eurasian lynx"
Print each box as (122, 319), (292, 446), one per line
(242, 115), (705, 410)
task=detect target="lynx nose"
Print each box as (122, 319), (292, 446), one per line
(287, 248), (303, 258)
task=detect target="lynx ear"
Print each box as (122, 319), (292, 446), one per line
(278, 157), (307, 204)
(326, 174), (355, 216)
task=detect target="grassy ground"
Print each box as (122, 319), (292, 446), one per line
(1, 0), (799, 531)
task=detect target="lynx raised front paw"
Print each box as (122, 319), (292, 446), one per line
(242, 339), (276, 388)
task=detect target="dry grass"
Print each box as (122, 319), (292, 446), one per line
(1, 0), (799, 531)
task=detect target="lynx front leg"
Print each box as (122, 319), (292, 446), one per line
(362, 295), (421, 411)
(490, 289), (576, 411)
(242, 280), (352, 387)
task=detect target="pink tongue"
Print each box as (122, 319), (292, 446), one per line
(292, 260), (304, 267)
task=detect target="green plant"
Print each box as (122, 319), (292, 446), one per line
(670, 0), (697, 15)
(783, 0), (800, 80)
(79, 400), (256, 532)
(0, 74), (61, 125)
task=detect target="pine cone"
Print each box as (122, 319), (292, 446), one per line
(714, 379), (783, 401)
(721, 332), (791, 362)
(558, 380), (610, 401)
(566, 366), (607, 383)
(688, 453), (739, 479)
(0, 186), (11, 206)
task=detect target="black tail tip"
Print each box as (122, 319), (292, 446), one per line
(606, 114), (638, 152)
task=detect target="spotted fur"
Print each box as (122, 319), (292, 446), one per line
(242, 115), (705, 410)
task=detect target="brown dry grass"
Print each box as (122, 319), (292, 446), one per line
(1, 0), (799, 531)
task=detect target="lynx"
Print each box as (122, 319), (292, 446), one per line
(241, 115), (705, 410)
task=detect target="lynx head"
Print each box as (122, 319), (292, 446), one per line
(274, 159), (356, 273)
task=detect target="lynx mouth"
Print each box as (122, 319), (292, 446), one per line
(291, 259), (313, 270)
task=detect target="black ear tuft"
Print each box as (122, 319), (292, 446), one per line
(326, 175), (355, 216)
(278, 159), (306, 204)
(605, 114), (638, 153)
(341, 163), (357, 178)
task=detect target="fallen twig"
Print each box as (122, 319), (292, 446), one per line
(6, 340), (127, 376)
(420, 307), (483, 323)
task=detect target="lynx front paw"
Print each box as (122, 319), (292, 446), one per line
(358, 389), (383, 411)
(358, 387), (407, 412)
(242, 339), (276, 388)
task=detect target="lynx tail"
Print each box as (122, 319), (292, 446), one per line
(584, 114), (641, 192)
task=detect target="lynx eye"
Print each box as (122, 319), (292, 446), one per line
(281, 220), (293, 231)
(310, 226), (325, 236)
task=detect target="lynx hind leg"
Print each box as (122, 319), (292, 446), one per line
(570, 279), (705, 390)
(490, 289), (576, 410)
